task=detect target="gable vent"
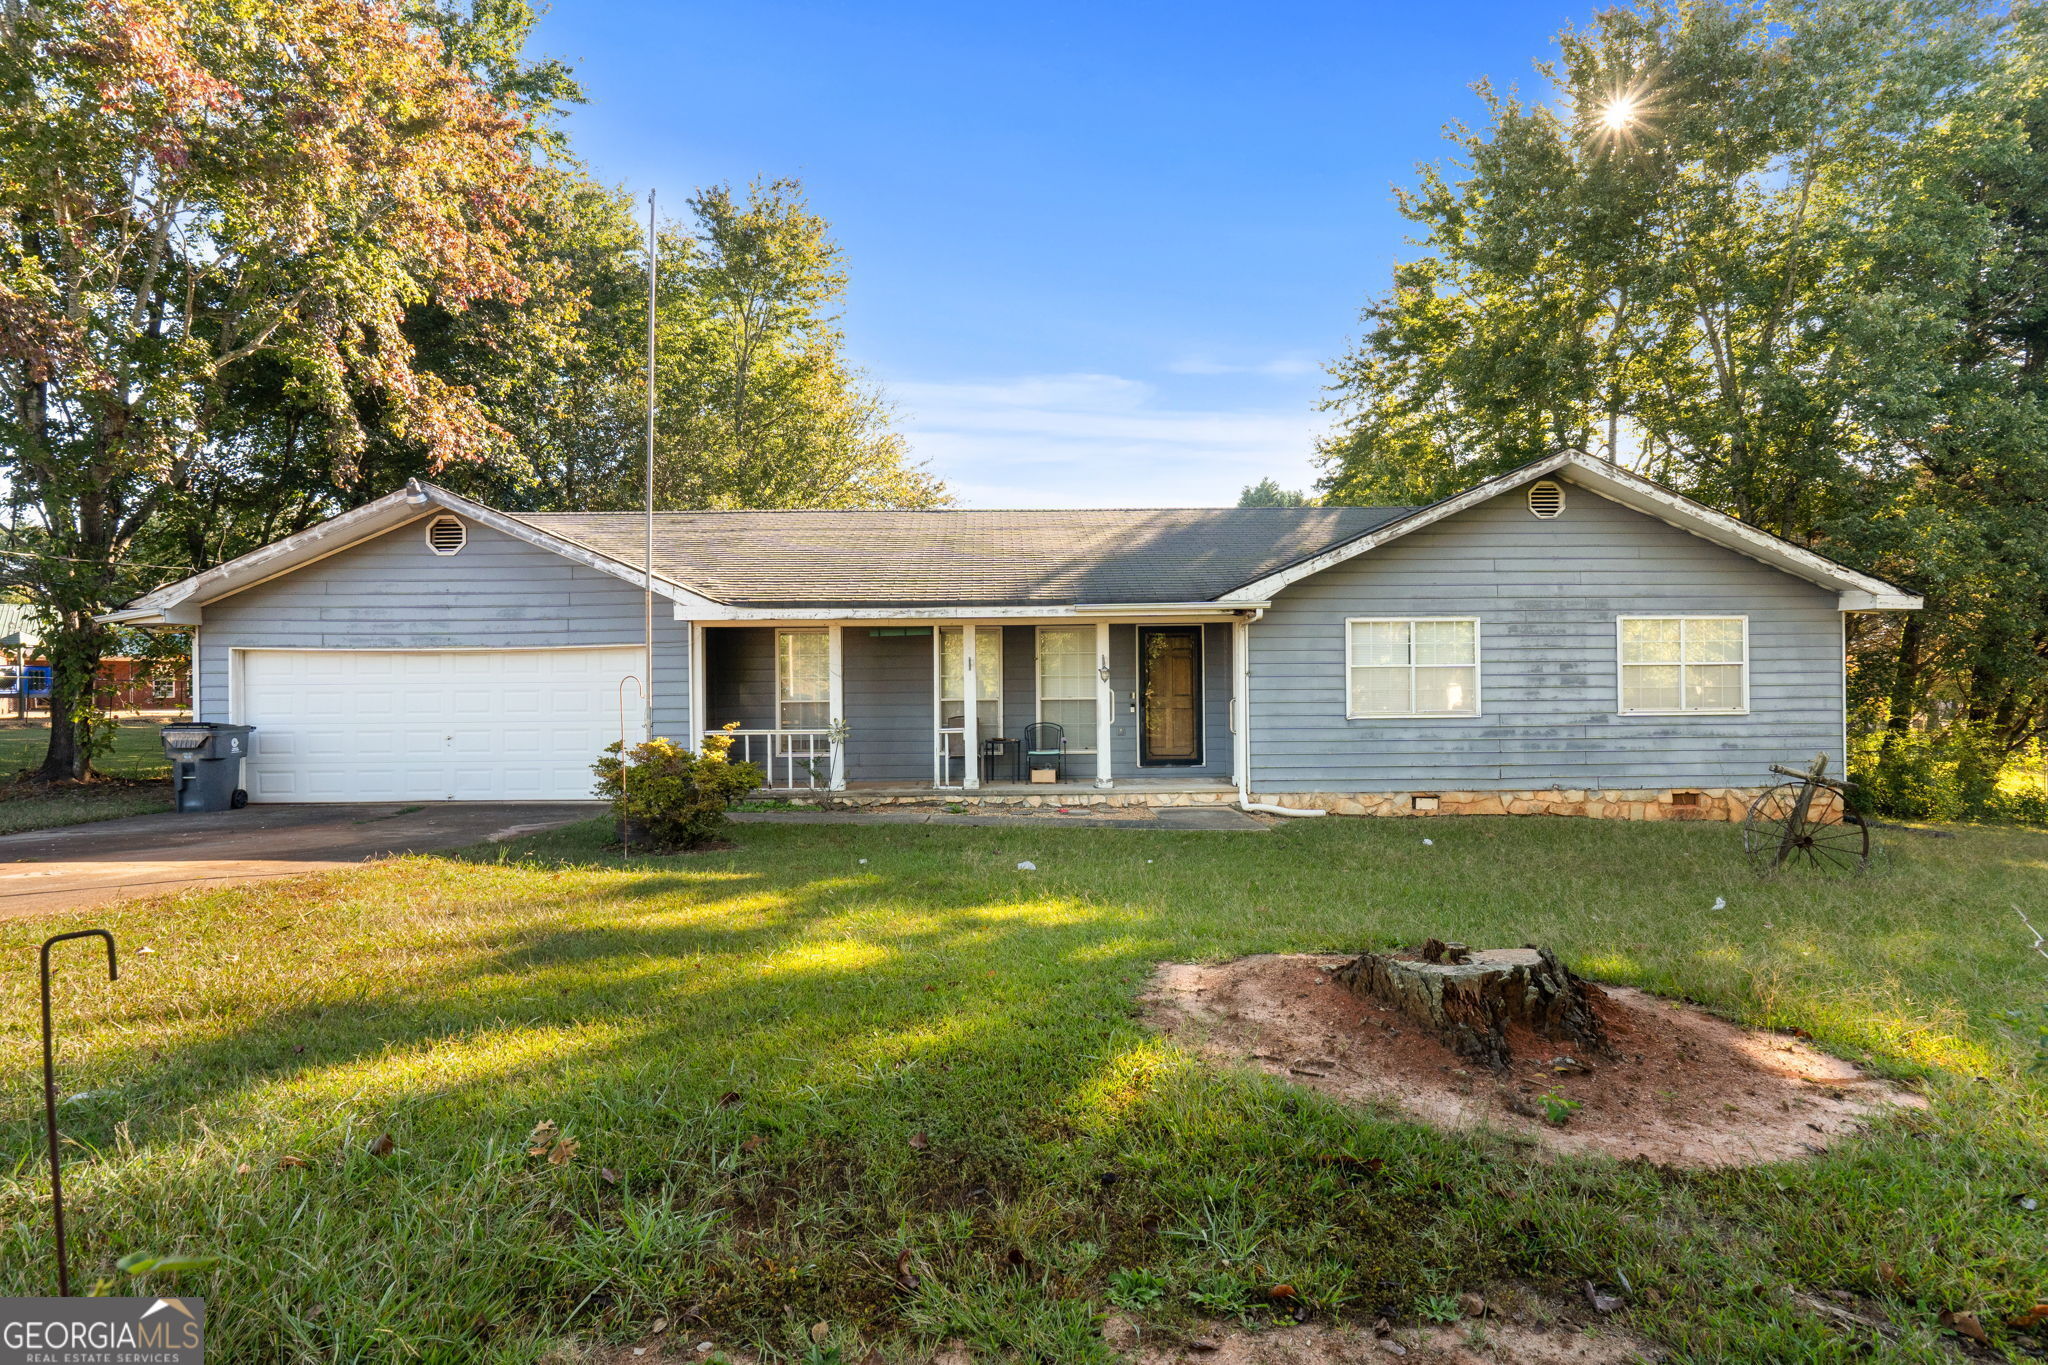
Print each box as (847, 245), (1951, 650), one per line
(425, 515), (467, 555)
(1527, 479), (1566, 519)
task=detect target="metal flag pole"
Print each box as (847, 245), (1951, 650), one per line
(643, 189), (658, 747)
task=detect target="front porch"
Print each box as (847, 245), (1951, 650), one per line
(689, 619), (1242, 797)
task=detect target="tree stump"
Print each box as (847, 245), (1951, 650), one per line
(1331, 944), (1609, 1071)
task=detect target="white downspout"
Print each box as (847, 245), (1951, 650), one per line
(1230, 607), (1323, 818)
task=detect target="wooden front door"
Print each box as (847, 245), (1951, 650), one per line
(1138, 627), (1202, 766)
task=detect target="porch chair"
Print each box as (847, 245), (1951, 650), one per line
(1022, 721), (1066, 782)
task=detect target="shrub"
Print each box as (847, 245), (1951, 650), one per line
(1848, 722), (2046, 824)
(592, 729), (764, 851)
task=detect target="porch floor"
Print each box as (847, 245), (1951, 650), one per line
(762, 777), (1238, 798)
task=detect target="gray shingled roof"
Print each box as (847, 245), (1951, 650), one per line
(506, 507), (1414, 607)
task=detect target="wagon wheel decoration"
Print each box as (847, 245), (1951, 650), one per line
(1742, 752), (1872, 877)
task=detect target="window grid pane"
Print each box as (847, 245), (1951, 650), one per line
(1620, 618), (1744, 712)
(1037, 627), (1093, 699)
(1346, 620), (1479, 717)
(1041, 698), (1097, 752)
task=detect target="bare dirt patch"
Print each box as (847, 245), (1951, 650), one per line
(1142, 954), (1924, 1166)
(1103, 1309), (1660, 1363)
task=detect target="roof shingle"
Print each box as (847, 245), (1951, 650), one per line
(506, 507), (1412, 607)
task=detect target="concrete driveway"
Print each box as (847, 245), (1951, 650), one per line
(0, 802), (603, 920)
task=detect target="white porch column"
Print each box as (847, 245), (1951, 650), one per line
(688, 621), (708, 749)
(827, 623), (846, 791)
(1232, 615), (1252, 801)
(962, 624), (980, 790)
(1094, 619), (1114, 789)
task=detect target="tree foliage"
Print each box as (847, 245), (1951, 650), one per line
(0, 0), (534, 775)
(1237, 477), (1311, 507)
(1317, 0), (2048, 786)
(0, 0), (937, 778)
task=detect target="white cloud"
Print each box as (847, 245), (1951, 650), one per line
(890, 372), (1322, 508)
(1164, 350), (1323, 378)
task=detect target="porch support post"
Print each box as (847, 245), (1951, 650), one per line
(962, 624), (980, 790)
(688, 621), (708, 748)
(1232, 615), (1251, 802)
(1094, 619), (1114, 789)
(827, 623), (846, 791)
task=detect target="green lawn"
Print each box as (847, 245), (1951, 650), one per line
(0, 722), (173, 833)
(0, 720), (174, 779)
(3, 816), (2045, 1363)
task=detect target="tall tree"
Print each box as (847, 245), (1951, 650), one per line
(1237, 478), (1310, 507)
(642, 180), (945, 511)
(0, 0), (535, 777)
(1316, 0), (2048, 763)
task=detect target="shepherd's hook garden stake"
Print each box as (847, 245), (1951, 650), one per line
(41, 928), (117, 1296)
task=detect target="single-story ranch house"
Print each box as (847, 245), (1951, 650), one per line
(106, 451), (1919, 819)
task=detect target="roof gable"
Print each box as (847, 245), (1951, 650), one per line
(1218, 452), (1921, 612)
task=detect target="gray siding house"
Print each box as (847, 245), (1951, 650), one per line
(108, 452), (1918, 818)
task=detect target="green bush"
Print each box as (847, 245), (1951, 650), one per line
(591, 729), (764, 851)
(1850, 723), (2048, 825)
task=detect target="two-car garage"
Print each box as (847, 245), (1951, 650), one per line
(234, 647), (643, 803)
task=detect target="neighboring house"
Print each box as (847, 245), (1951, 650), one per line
(0, 604), (187, 712)
(104, 452), (1920, 818)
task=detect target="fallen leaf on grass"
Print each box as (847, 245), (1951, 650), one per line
(234, 1162), (251, 1176)
(894, 1249), (919, 1291)
(366, 1134), (395, 1157)
(1877, 1262), (1908, 1292)
(277, 1155), (308, 1170)
(1940, 1309), (1991, 1345)
(717, 1091), (742, 1109)
(525, 1120), (560, 1155)
(908, 1130), (929, 1151)
(2009, 1304), (2048, 1330)
(600, 1167), (620, 1185)
(741, 1135), (764, 1153)
(1583, 1280), (1624, 1314)
(547, 1138), (579, 1166)
(810, 1321), (830, 1344)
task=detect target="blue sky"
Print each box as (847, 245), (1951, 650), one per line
(529, 2), (1583, 507)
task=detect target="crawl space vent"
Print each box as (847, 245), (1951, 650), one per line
(425, 515), (467, 555)
(1527, 480), (1566, 519)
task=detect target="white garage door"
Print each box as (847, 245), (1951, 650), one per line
(237, 648), (645, 802)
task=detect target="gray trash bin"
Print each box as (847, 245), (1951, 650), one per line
(161, 722), (255, 813)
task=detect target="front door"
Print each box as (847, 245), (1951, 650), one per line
(1138, 627), (1202, 766)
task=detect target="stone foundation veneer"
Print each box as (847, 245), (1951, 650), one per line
(809, 788), (1760, 819)
(1258, 787), (1762, 821)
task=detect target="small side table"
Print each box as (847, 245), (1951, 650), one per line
(981, 737), (1022, 783)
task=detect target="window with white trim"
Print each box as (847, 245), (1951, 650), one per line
(1036, 626), (1097, 751)
(1346, 618), (1479, 718)
(939, 626), (1002, 734)
(776, 628), (830, 730)
(1618, 616), (1747, 713)
(151, 675), (175, 701)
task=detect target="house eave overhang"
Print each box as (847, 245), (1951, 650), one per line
(100, 480), (732, 626)
(675, 600), (1267, 622)
(1215, 450), (1922, 612)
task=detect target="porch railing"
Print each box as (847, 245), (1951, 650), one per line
(713, 729), (836, 790)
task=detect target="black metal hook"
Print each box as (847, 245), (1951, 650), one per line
(41, 928), (117, 1297)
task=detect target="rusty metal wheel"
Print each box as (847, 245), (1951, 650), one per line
(1743, 781), (1871, 877)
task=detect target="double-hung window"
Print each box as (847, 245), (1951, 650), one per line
(1036, 626), (1097, 751)
(938, 626), (1002, 734)
(776, 628), (830, 730)
(1617, 616), (1747, 714)
(1346, 618), (1480, 718)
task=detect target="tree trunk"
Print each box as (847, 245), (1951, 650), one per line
(1881, 614), (1923, 759)
(35, 610), (109, 782)
(1332, 943), (1609, 1072)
